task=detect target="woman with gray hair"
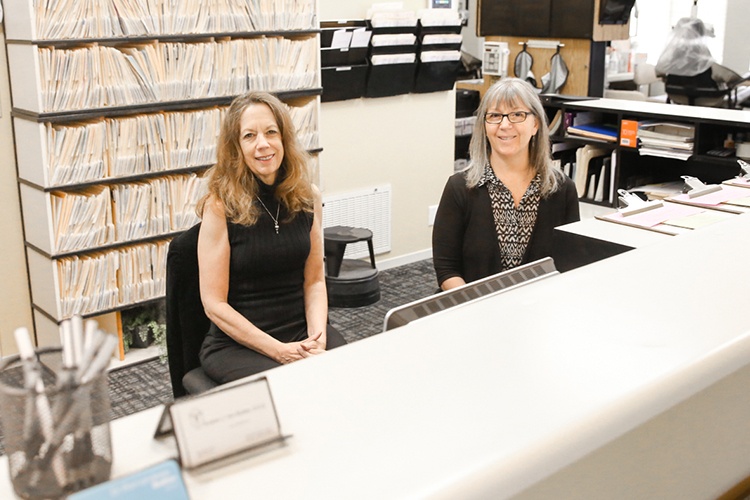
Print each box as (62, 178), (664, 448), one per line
(432, 78), (579, 290)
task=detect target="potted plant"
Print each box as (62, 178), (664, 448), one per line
(148, 317), (168, 362)
(121, 302), (166, 356)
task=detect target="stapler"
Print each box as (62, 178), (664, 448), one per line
(681, 175), (722, 198)
(617, 189), (663, 216)
(737, 159), (750, 179)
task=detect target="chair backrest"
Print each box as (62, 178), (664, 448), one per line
(665, 68), (730, 107)
(633, 63), (659, 86)
(165, 223), (211, 398)
(603, 89), (647, 101)
(383, 257), (558, 331)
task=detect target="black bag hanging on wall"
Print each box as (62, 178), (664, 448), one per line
(514, 43), (537, 87)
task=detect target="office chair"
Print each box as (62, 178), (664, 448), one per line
(604, 63), (660, 101)
(383, 257), (558, 331)
(165, 223), (219, 398)
(665, 64), (750, 108)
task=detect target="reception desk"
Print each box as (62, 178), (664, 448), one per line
(2, 215), (750, 499)
(551, 217), (673, 271)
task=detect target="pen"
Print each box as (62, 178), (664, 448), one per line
(60, 320), (76, 384)
(13, 327), (66, 488)
(76, 325), (106, 384)
(14, 328), (42, 447)
(80, 334), (118, 385)
(71, 315), (85, 367)
(84, 319), (99, 353)
(67, 316), (98, 473)
(33, 333), (117, 482)
(13, 329), (54, 445)
(14, 327), (38, 388)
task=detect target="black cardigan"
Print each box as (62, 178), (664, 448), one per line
(432, 171), (580, 287)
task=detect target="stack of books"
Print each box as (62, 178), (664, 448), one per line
(563, 111), (618, 143)
(566, 122), (618, 143)
(637, 121), (695, 161)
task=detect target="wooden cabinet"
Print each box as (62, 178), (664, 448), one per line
(550, 0), (596, 38)
(478, 0), (628, 41)
(2, 0), (323, 354)
(479, 0), (593, 39)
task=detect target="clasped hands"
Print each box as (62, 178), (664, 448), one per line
(276, 331), (325, 364)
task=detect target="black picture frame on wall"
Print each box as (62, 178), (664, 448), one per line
(599, 0), (636, 25)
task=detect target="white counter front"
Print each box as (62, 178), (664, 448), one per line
(3, 215), (750, 499)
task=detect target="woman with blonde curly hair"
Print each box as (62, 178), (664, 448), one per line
(197, 91), (346, 384)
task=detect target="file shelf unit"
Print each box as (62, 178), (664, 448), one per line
(543, 96), (750, 208)
(3, 0), (324, 359)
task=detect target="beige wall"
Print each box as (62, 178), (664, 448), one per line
(0, 27), (35, 356)
(319, 0), (456, 264)
(319, 93), (454, 262)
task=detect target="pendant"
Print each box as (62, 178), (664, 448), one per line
(274, 222), (279, 234)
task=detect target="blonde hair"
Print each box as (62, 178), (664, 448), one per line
(197, 92), (314, 225)
(464, 78), (561, 196)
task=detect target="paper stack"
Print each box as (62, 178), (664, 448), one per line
(637, 121), (695, 161)
(629, 180), (684, 200)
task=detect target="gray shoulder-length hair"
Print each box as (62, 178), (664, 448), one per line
(464, 77), (560, 196)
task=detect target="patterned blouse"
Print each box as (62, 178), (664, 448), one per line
(478, 164), (542, 271)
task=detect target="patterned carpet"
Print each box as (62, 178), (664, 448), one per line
(330, 258), (437, 343)
(0, 259), (436, 456)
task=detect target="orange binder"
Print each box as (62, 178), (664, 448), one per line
(619, 119), (638, 148)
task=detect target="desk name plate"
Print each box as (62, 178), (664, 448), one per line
(169, 377), (286, 469)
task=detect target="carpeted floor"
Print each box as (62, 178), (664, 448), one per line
(0, 258), (436, 456)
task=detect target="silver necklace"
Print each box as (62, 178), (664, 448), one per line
(256, 196), (280, 234)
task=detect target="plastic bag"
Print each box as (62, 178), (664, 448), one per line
(655, 17), (714, 77)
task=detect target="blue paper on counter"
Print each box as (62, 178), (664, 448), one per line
(68, 460), (189, 500)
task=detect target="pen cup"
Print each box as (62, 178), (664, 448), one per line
(0, 347), (113, 499)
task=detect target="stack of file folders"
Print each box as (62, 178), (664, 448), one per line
(636, 121), (695, 161)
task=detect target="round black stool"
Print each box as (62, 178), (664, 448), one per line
(324, 226), (380, 308)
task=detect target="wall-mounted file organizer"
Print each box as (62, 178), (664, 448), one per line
(321, 20), (370, 62)
(413, 57), (462, 93)
(322, 66), (369, 102)
(322, 48), (369, 67)
(365, 22), (418, 98)
(413, 20), (463, 94)
(365, 60), (418, 98)
(3, 0), (324, 355)
(320, 20), (370, 102)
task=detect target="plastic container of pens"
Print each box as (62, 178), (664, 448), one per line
(0, 322), (117, 499)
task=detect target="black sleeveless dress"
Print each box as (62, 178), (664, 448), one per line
(199, 182), (346, 384)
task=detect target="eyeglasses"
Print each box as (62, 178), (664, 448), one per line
(484, 111), (531, 124)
